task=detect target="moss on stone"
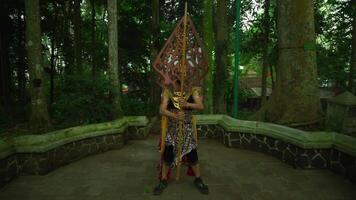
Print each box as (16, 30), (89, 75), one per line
(195, 115), (356, 156)
(1, 115), (356, 159)
(0, 116), (148, 158)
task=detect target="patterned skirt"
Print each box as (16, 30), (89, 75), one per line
(164, 112), (197, 166)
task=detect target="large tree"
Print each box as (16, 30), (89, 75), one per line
(149, 0), (160, 115)
(251, 0), (321, 125)
(73, 0), (83, 72)
(25, 0), (50, 126)
(90, 0), (97, 75)
(349, 3), (356, 94)
(63, 0), (74, 74)
(108, 0), (123, 118)
(0, 3), (12, 117)
(16, 8), (26, 105)
(203, 0), (214, 114)
(214, 0), (229, 113)
(261, 0), (271, 105)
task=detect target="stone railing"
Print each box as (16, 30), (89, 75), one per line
(1, 114), (355, 187)
(0, 116), (149, 188)
(195, 115), (356, 183)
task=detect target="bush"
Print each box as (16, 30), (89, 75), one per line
(51, 72), (115, 126)
(122, 90), (154, 116)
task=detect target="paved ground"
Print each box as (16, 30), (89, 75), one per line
(1, 134), (356, 200)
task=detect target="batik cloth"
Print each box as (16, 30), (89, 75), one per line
(158, 87), (200, 179)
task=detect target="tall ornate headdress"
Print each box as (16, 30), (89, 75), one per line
(153, 11), (209, 93)
(153, 4), (209, 181)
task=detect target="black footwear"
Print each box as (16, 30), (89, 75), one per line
(153, 179), (168, 195)
(194, 177), (209, 194)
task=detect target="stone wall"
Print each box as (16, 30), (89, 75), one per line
(19, 133), (128, 175)
(196, 124), (356, 183)
(1, 115), (356, 188)
(127, 126), (149, 140)
(0, 132), (129, 188)
(0, 116), (149, 188)
(0, 155), (17, 188)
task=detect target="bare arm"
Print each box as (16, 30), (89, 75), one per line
(179, 87), (204, 110)
(159, 92), (185, 120)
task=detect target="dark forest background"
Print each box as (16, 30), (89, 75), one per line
(0, 0), (355, 135)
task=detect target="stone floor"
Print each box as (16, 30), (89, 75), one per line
(1, 134), (356, 200)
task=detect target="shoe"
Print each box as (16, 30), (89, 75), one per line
(194, 177), (209, 194)
(153, 179), (168, 195)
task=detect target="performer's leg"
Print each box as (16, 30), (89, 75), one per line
(162, 145), (174, 179)
(153, 145), (174, 195)
(161, 163), (169, 180)
(161, 146), (174, 180)
(187, 149), (200, 177)
(191, 164), (201, 178)
(187, 149), (209, 194)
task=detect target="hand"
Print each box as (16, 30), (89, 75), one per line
(175, 111), (185, 121)
(178, 98), (188, 109)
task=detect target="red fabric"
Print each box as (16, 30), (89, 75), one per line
(182, 155), (195, 177)
(187, 166), (195, 176)
(157, 139), (195, 180)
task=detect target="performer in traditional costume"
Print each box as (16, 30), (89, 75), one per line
(152, 3), (209, 195)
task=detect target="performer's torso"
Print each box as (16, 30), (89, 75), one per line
(167, 92), (194, 111)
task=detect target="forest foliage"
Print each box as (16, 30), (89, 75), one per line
(0, 0), (354, 133)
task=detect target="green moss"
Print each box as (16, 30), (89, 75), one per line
(1, 115), (356, 159)
(195, 114), (356, 156)
(195, 114), (224, 124)
(0, 116), (148, 157)
(0, 140), (14, 159)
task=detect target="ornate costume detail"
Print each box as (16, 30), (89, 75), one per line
(154, 7), (208, 181)
(153, 15), (209, 93)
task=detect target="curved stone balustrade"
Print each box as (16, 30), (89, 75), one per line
(195, 115), (356, 183)
(0, 116), (149, 187)
(1, 114), (355, 188)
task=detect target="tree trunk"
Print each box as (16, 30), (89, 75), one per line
(99, 6), (106, 42)
(269, 45), (277, 89)
(214, 0), (228, 114)
(203, 0), (214, 114)
(349, 8), (356, 95)
(270, 3), (278, 90)
(149, 0), (160, 116)
(63, 0), (74, 74)
(0, 6), (11, 116)
(90, 0), (97, 75)
(25, 0), (50, 126)
(50, 3), (59, 105)
(73, 0), (82, 72)
(251, 0), (321, 126)
(108, 0), (123, 118)
(17, 9), (26, 105)
(261, 0), (271, 106)
(50, 35), (55, 104)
